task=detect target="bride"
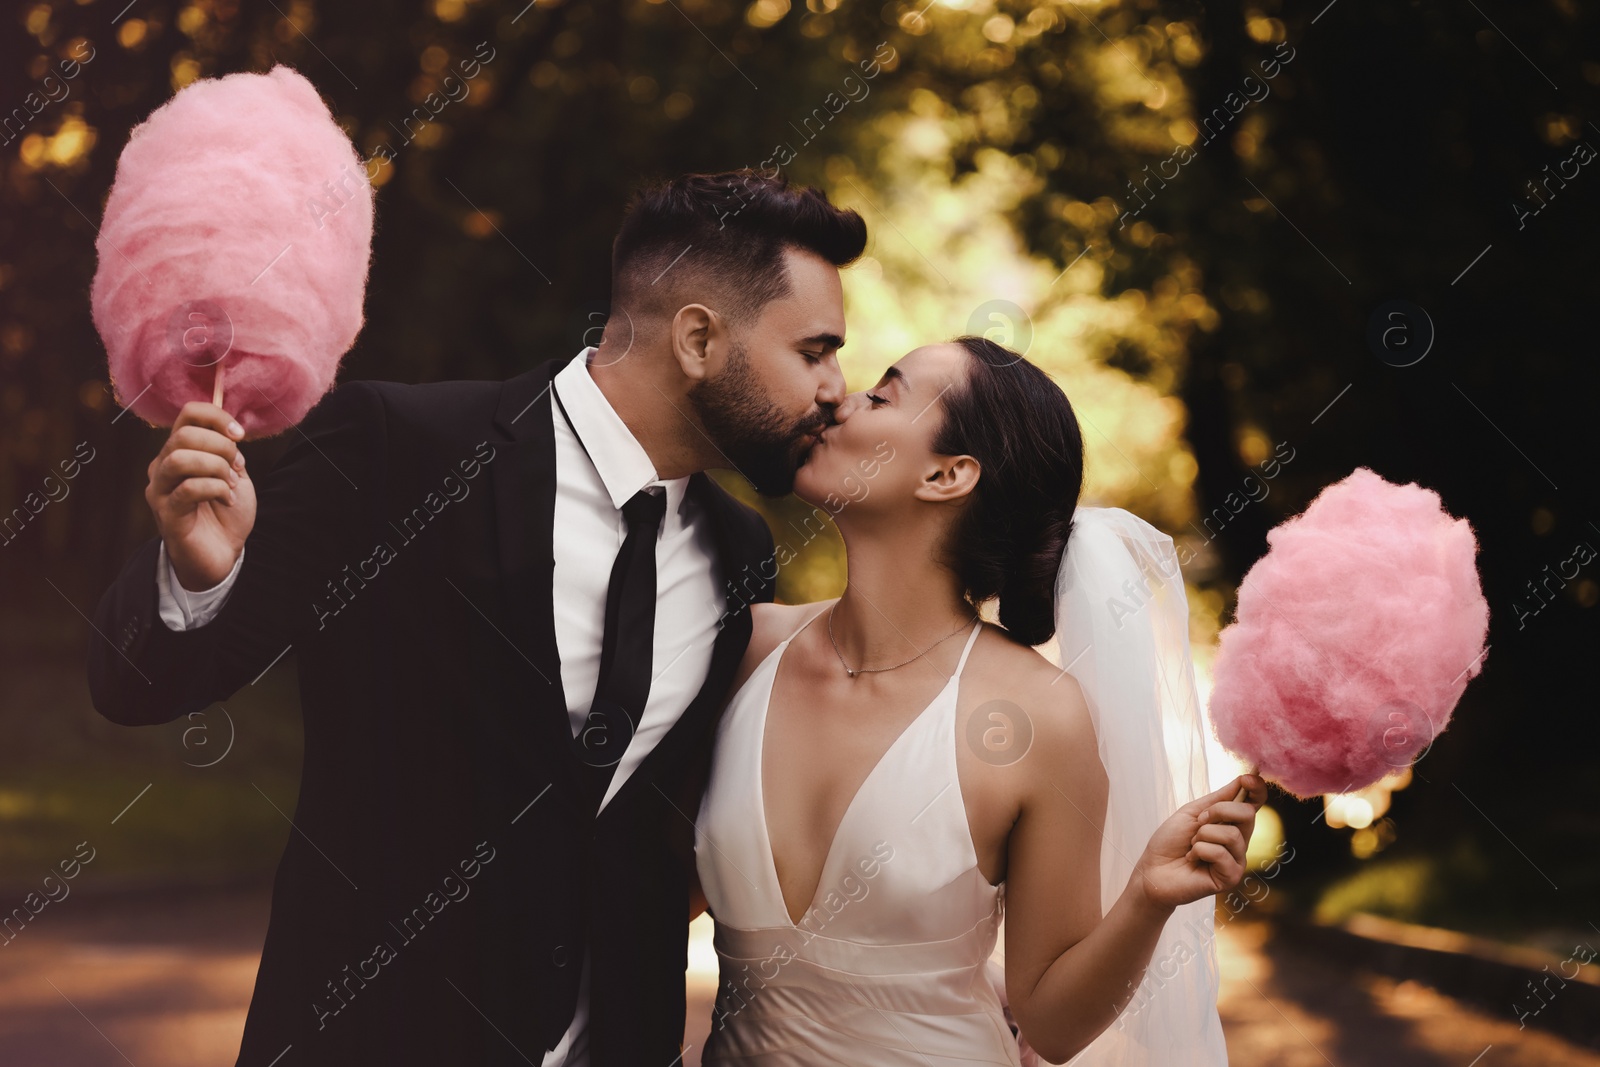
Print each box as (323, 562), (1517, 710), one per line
(692, 335), (1267, 1065)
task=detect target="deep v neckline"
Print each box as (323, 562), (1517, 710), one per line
(753, 611), (982, 928)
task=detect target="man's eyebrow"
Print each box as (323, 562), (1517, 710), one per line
(799, 332), (845, 351)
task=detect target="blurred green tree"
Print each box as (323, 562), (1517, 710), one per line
(1, 0), (1595, 929)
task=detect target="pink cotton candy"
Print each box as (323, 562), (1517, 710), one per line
(1208, 467), (1489, 799)
(91, 65), (374, 437)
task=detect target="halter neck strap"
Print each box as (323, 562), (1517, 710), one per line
(952, 619), (984, 678)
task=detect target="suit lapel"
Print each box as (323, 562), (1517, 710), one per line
(492, 359), (768, 816)
(490, 358), (585, 797)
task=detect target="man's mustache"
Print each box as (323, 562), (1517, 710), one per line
(800, 406), (837, 437)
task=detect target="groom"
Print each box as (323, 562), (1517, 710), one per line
(87, 170), (866, 1066)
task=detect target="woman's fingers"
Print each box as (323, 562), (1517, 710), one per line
(1193, 823), (1244, 851)
(1199, 800), (1258, 827)
(1228, 773), (1268, 806)
(1189, 774), (1266, 816)
(1187, 823), (1248, 883)
(1193, 823), (1247, 868)
(1185, 840), (1242, 884)
(1184, 776), (1249, 815)
(1240, 773), (1268, 806)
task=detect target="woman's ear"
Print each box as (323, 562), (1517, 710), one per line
(669, 304), (719, 383)
(914, 454), (981, 505)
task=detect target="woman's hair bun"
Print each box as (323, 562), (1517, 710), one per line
(933, 336), (1085, 647)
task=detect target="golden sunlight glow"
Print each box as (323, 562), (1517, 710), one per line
(981, 15), (1015, 43)
(17, 116), (97, 171)
(118, 19), (148, 49)
(171, 53), (202, 90)
(746, 0), (791, 28)
(178, 5), (208, 36)
(688, 913), (719, 994)
(461, 208), (501, 239)
(1193, 650), (1253, 794)
(18, 134), (47, 170)
(1323, 767), (1412, 835)
(834, 126), (1212, 522)
(1244, 804), (1284, 870)
(1236, 425), (1272, 466)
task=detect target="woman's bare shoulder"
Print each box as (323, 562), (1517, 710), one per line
(732, 599), (837, 692)
(963, 627), (1097, 764)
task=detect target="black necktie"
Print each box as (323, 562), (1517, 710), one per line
(573, 486), (667, 815)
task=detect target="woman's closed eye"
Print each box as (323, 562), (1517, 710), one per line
(866, 392), (888, 407)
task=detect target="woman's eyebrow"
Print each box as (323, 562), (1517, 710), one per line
(880, 365), (909, 392)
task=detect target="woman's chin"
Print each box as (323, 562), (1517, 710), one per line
(794, 434), (880, 508)
(791, 456), (833, 508)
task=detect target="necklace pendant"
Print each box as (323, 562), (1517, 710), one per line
(846, 668), (858, 678)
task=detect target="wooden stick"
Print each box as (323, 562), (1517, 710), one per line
(1232, 763), (1261, 803)
(212, 358), (224, 408)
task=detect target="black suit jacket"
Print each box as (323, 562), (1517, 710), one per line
(87, 357), (776, 1066)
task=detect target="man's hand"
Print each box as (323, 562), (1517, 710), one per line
(146, 402), (256, 591)
(1132, 773), (1268, 910)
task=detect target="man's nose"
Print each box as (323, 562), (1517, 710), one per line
(817, 361), (847, 409)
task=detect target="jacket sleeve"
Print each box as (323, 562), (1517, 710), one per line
(87, 381), (388, 726)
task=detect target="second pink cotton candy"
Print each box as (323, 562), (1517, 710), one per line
(1208, 467), (1490, 798)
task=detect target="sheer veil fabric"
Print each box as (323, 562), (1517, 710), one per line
(993, 505), (1229, 1066)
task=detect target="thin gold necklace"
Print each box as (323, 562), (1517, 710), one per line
(826, 603), (978, 678)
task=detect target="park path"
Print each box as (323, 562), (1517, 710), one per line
(0, 883), (1592, 1066)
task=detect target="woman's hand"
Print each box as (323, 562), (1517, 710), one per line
(1131, 773), (1268, 911)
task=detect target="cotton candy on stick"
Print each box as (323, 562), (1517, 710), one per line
(1207, 467), (1490, 799)
(91, 65), (374, 437)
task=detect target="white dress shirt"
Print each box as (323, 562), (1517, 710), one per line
(157, 348), (727, 1065)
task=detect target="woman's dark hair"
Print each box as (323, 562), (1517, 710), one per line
(611, 169), (867, 324)
(932, 336), (1086, 647)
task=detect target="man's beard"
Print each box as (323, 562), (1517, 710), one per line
(688, 342), (830, 497)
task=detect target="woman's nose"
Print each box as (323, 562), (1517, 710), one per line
(835, 390), (870, 421)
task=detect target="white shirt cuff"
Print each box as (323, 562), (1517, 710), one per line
(157, 541), (244, 630)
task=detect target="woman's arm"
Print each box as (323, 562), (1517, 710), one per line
(1000, 668), (1265, 1063)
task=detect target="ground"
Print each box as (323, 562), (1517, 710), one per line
(2, 883), (1594, 1066)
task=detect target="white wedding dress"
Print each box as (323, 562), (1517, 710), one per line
(694, 614), (1027, 1065)
(694, 506), (1232, 1066)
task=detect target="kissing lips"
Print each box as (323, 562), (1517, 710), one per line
(796, 426), (829, 468)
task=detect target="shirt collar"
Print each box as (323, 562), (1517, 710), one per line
(552, 348), (689, 520)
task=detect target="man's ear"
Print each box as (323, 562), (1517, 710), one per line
(670, 304), (719, 383)
(914, 455), (981, 505)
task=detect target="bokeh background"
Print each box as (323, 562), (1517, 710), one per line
(1, 0), (1598, 1062)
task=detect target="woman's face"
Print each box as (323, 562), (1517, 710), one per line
(793, 342), (972, 516)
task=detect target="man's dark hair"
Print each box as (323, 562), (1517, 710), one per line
(610, 169), (867, 327)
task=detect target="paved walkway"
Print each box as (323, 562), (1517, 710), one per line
(2, 884), (1594, 1065)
